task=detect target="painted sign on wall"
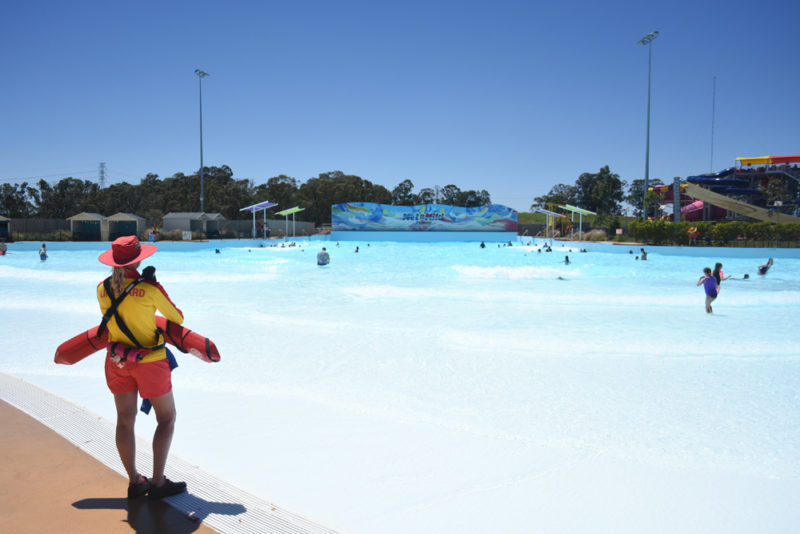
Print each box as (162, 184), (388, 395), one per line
(332, 203), (518, 232)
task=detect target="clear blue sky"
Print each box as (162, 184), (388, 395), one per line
(2, 0), (798, 213)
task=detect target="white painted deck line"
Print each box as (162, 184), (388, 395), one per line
(0, 372), (341, 534)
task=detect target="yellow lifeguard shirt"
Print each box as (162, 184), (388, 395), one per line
(97, 268), (184, 363)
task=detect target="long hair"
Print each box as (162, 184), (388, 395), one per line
(110, 266), (127, 298)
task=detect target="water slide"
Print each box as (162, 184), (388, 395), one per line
(681, 199), (726, 221)
(684, 183), (800, 223)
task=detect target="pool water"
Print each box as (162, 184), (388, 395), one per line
(2, 239), (799, 533)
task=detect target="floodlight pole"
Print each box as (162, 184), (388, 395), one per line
(637, 31), (658, 219)
(195, 69), (209, 213)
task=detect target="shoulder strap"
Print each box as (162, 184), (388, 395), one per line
(97, 277), (145, 348)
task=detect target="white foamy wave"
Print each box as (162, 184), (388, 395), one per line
(0, 265), (101, 283)
(167, 266), (281, 283)
(453, 264), (573, 279)
(3, 298), (97, 315)
(243, 310), (351, 332)
(345, 284), (531, 302)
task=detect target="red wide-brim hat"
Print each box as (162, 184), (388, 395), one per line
(98, 235), (157, 267)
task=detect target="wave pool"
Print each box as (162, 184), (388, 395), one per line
(1, 238), (799, 533)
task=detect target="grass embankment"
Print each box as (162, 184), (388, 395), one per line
(518, 212), (635, 225)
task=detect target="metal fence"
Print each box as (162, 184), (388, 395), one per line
(9, 218), (70, 240)
(7, 218), (318, 241)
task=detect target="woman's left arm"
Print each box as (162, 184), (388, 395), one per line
(147, 281), (184, 324)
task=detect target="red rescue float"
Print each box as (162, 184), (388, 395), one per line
(55, 316), (220, 365)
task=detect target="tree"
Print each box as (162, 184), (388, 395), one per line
(417, 188), (436, 204)
(158, 173), (194, 213)
(0, 182), (37, 217)
(138, 173), (165, 220)
(203, 167), (254, 219)
(391, 179), (417, 206)
(644, 190), (664, 220)
(253, 175), (299, 213)
(91, 182), (143, 215)
(455, 189), (491, 207)
(368, 182), (392, 205)
(763, 177), (788, 204)
(439, 184), (462, 205)
(574, 166), (626, 215)
(531, 183), (577, 210)
(2, 167), (491, 229)
(37, 178), (99, 218)
(626, 178), (664, 218)
(299, 171), (392, 226)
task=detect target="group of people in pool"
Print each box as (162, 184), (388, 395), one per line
(628, 248), (647, 260)
(33, 232), (780, 504)
(0, 242), (45, 258)
(697, 258), (773, 313)
(314, 244), (363, 265)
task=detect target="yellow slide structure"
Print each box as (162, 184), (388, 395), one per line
(684, 183), (800, 223)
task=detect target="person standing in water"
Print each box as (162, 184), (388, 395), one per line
(39, 243), (48, 261)
(697, 267), (717, 313)
(712, 262), (731, 291)
(97, 236), (187, 500)
(317, 247), (330, 266)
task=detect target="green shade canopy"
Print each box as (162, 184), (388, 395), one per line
(558, 204), (596, 216)
(556, 204), (594, 241)
(276, 206), (306, 238)
(276, 206), (305, 216)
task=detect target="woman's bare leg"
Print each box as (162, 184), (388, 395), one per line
(113, 391), (140, 484)
(148, 390), (176, 486)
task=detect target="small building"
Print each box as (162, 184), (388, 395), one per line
(0, 215), (10, 240)
(203, 213), (226, 238)
(162, 212), (226, 238)
(67, 212), (109, 241)
(108, 212), (146, 240)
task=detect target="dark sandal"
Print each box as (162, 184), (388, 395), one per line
(148, 478), (187, 500)
(127, 475), (150, 499)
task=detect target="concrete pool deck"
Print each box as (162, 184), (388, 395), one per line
(0, 398), (218, 534)
(0, 373), (340, 534)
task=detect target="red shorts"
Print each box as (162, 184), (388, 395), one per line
(105, 356), (172, 398)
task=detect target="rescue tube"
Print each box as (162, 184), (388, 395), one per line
(55, 316), (220, 365)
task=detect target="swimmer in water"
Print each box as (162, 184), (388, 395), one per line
(697, 266), (717, 313)
(757, 258), (773, 276)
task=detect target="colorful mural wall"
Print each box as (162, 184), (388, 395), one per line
(331, 202), (518, 232)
